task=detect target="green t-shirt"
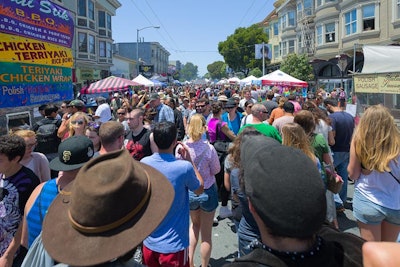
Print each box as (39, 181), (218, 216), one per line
(238, 123), (282, 143)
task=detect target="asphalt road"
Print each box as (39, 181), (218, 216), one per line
(193, 182), (359, 267)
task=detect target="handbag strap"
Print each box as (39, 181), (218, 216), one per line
(389, 171), (400, 184)
(216, 120), (222, 141)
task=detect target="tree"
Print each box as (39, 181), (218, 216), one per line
(179, 62), (198, 81)
(207, 61), (226, 80)
(218, 24), (268, 76)
(280, 54), (314, 82)
(249, 67), (262, 78)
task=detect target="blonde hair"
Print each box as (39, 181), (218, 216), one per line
(353, 105), (400, 172)
(69, 112), (90, 137)
(278, 97), (287, 108)
(187, 114), (206, 141)
(281, 123), (316, 163)
(11, 129), (36, 138)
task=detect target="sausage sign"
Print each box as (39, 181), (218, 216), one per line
(0, 0), (74, 108)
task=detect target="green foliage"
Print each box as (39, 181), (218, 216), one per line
(203, 73), (211, 79)
(218, 24), (268, 76)
(179, 62), (198, 81)
(280, 54), (314, 82)
(249, 67), (262, 77)
(207, 61), (227, 80)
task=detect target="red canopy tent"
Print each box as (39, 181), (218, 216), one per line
(80, 76), (141, 94)
(259, 70), (308, 87)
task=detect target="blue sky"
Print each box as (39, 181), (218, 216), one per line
(112, 0), (274, 76)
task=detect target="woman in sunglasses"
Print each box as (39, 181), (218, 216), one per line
(85, 122), (101, 157)
(68, 112), (90, 138)
(11, 129), (51, 183)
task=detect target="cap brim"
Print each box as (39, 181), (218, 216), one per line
(42, 162), (174, 266)
(49, 157), (86, 171)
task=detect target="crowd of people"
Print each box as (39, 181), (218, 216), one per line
(0, 84), (399, 267)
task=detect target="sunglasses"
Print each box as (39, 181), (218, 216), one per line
(88, 121), (100, 129)
(196, 105), (206, 108)
(117, 112), (126, 115)
(71, 120), (84, 125)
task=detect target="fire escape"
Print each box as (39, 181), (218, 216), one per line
(298, 0), (315, 55)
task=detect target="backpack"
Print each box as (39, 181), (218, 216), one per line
(35, 120), (61, 154)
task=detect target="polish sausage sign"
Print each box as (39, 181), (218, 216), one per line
(0, 0), (74, 108)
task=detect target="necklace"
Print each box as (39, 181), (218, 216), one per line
(254, 236), (323, 261)
(58, 184), (71, 196)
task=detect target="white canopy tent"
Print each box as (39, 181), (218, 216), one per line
(240, 75), (258, 86)
(228, 77), (241, 84)
(132, 74), (154, 87)
(258, 70), (308, 87)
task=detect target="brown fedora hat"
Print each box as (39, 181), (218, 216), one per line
(42, 149), (174, 266)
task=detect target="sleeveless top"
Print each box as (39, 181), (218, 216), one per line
(26, 179), (58, 247)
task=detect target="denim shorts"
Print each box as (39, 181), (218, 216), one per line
(189, 183), (218, 212)
(353, 189), (400, 225)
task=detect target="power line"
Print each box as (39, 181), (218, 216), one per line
(237, 0), (257, 27)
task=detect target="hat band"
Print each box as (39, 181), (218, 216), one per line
(68, 171), (151, 234)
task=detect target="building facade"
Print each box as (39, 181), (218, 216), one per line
(113, 42), (170, 77)
(60, 0), (121, 91)
(262, 0), (400, 94)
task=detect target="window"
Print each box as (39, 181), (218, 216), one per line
(297, 2), (303, 18)
(78, 0), (86, 17)
(288, 40), (295, 53)
(316, 25), (323, 45)
(98, 11), (105, 28)
(345, 9), (357, 35)
(99, 41), (106, 57)
(106, 42), (112, 58)
(325, 23), (335, 42)
(281, 15), (287, 29)
(273, 22), (279, 35)
(363, 5), (375, 30)
(78, 32), (87, 52)
(288, 11), (295, 26)
(304, 0), (313, 16)
(397, 0), (400, 19)
(107, 14), (111, 30)
(89, 35), (95, 54)
(274, 45), (280, 59)
(298, 35), (303, 49)
(88, 0), (94, 20)
(265, 28), (270, 39)
(282, 42), (287, 56)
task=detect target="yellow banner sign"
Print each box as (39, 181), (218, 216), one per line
(354, 72), (400, 94)
(0, 33), (73, 67)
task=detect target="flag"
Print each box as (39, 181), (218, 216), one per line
(255, 44), (272, 60)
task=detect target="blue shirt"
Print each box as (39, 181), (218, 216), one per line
(329, 111), (354, 152)
(222, 111), (243, 135)
(155, 104), (174, 123)
(26, 179), (58, 247)
(141, 153), (200, 253)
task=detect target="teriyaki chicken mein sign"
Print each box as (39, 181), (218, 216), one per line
(0, 0), (74, 108)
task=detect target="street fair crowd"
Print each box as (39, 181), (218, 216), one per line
(1, 83), (399, 267)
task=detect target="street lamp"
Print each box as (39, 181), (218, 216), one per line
(136, 25), (160, 76)
(336, 54), (348, 89)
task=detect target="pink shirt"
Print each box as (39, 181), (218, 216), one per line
(176, 140), (220, 189)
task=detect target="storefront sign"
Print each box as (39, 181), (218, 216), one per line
(354, 73), (400, 94)
(0, 0), (74, 108)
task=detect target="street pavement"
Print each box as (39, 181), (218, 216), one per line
(193, 182), (359, 267)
